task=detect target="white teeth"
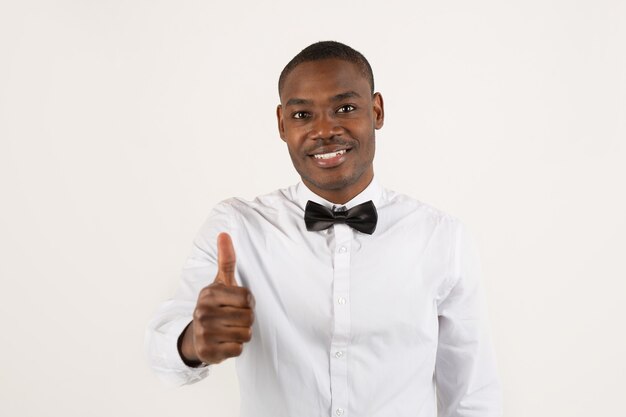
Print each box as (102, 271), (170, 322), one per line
(313, 150), (346, 160)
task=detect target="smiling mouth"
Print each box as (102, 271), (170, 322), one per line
(307, 147), (352, 168)
(312, 149), (348, 160)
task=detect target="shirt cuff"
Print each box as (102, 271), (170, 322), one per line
(145, 315), (210, 386)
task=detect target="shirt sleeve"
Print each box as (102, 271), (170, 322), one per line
(435, 221), (503, 417)
(144, 201), (236, 386)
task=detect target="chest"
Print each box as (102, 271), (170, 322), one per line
(236, 224), (445, 347)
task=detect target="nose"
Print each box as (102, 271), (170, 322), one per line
(308, 113), (343, 141)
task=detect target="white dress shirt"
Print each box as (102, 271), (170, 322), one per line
(145, 179), (502, 417)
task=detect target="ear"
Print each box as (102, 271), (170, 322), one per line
(372, 92), (385, 130)
(276, 105), (286, 141)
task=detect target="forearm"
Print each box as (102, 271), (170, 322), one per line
(435, 221), (502, 416)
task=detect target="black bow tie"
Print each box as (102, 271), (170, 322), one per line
(304, 200), (378, 235)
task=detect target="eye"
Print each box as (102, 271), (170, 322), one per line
(337, 104), (356, 113)
(292, 111), (310, 119)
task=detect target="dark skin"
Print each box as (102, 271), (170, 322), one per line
(277, 59), (384, 204)
(179, 233), (255, 366)
(179, 59), (385, 365)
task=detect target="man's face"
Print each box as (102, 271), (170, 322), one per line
(277, 59), (384, 204)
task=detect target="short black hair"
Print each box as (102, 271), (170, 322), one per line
(278, 41), (375, 96)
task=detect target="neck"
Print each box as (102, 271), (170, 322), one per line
(304, 172), (374, 205)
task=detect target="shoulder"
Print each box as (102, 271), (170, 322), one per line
(193, 185), (297, 247)
(379, 186), (460, 231)
(206, 184), (300, 229)
(214, 185), (296, 214)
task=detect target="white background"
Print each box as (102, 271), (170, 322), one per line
(1, 1), (624, 416)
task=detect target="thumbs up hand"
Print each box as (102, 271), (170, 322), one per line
(179, 233), (255, 366)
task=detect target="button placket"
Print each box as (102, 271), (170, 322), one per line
(329, 223), (352, 417)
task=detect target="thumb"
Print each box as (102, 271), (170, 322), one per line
(214, 232), (237, 286)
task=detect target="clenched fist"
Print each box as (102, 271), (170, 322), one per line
(179, 233), (255, 366)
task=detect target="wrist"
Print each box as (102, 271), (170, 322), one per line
(177, 321), (204, 367)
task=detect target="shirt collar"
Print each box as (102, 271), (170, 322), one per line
(295, 177), (383, 211)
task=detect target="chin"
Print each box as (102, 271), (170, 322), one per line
(304, 172), (361, 192)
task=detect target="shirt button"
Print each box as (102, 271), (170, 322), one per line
(338, 246), (347, 253)
(335, 350), (344, 358)
(337, 297), (346, 305)
(336, 408), (344, 416)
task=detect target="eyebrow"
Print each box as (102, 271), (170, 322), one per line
(285, 98), (312, 107)
(331, 91), (361, 102)
(285, 91), (362, 107)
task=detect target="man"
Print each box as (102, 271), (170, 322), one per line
(146, 41), (502, 417)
